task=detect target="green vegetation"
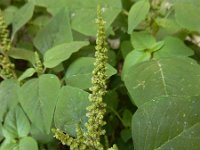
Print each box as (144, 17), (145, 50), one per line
(0, 0), (200, 150)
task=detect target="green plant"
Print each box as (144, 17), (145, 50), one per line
(53, 6), (117, 150)
(1, 0), (200, 150)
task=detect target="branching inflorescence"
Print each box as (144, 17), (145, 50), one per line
(53, 6), (118, 150)
(0, 10), (16, 79)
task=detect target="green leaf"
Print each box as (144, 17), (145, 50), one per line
(19, 74), (60, 134)
(131, 31), (156, 50)
(149, 41), (164, 53)
(155, 17), (181, 32)
(32, 15), (50, 29)
(70, 0), (122, 36)
(18, 137), (38, 150)
(128, 0), (150, 33)
(174, 0), (200, 31)
(0, 137), (38, 150)
(122, 50), (151, 80)
(104, 90), (119, 111)
(132, 96), (200, 150)
(30, 123), (54, 144)
(54, 86), (89, 137)
(0, 124), (3, 141)
(65, 57), (117, 89)
(120, 128), (132, 143)
(0, 80), (19, 123)
(18, 68), (36, 82)
(154, 36), (194, 58)
(2, 106), (30, 140)
(11, 2), (34, 39)
(32, 0), (122, 36)
(124, 58), (200, 106)
(120, 41), (133, 59)
(8, 48), (35, 64)
(122, 109), (132, 128)
(2, 6), (18, 25)
(0, 140), (16, 150)
(33, 8), (73, 54)
(44, 41), (89, 68)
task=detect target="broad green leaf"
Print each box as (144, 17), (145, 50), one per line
(19, 74), (60, 134)
(54, 86), (89, 137)
(44, 41), (89, 68)
(120, 128), (132, 142)
(122, 109), (132, 128)
(30, 123), (54, 144)
(128, 0), (150, 33)
(155, 17), (181, 32)
(174, 0), (200, 31)
(12, 2), (34, 39)
(18, 68), (36, 82)
(65, 57), (117, 89)
(32, 15), (50, 29)
(107, 50), (117, 67)
(0, 80), (19, 123)
(0, 124), (3, 141)
(2, 106), (30, 140)
(149, 41), (164, 53)
(0, 137), (38, 150)
(8, 48), (35, 64)
(104, 90), (119, 111)
(131, 31), (156, 50)
(154, 36), (194, 58)
(122, 50), (151, 80)
(132, 96), (200, 150)
(124, 58), (200, 106)
(120, 41), (133, 59)
(31, 0), (122, 36)
(18, 137), (38, 150)
(2, 6), (18, 25)
(0, 140), (16, 150)
(33, 8), (73, 54)
(70, 0), (121, 36)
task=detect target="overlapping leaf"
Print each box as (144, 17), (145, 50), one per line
(19, 74), (60, 134)
(132, 96), (200, 150)
(0, 80), (19, 123)
(33, 8), (73, 54)
(12, 2), (34, 39)
(44, 41), (89, 68)
(54, 86), (89, 136)
(124, 58), (200, 106)
(128, 0), (150, 33)
(30, 0), (122, 35)
(65, 57), (117, 89)
(174, 0), (200, 31)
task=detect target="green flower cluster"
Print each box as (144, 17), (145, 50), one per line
(53, 6), (118, 150)
(0, 10), (16, 79)
(53, 125), (87, 150)
(34, 52), (44, 76)
(84, 5), (108, 149)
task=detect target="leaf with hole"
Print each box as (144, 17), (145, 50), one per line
(54, 86), (89, 137)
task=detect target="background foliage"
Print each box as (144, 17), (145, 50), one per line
(0, 0), (200, 149)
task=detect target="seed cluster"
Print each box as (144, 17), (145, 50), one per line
(0, 10), (16, 79)
(53, 6), (118, 150)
